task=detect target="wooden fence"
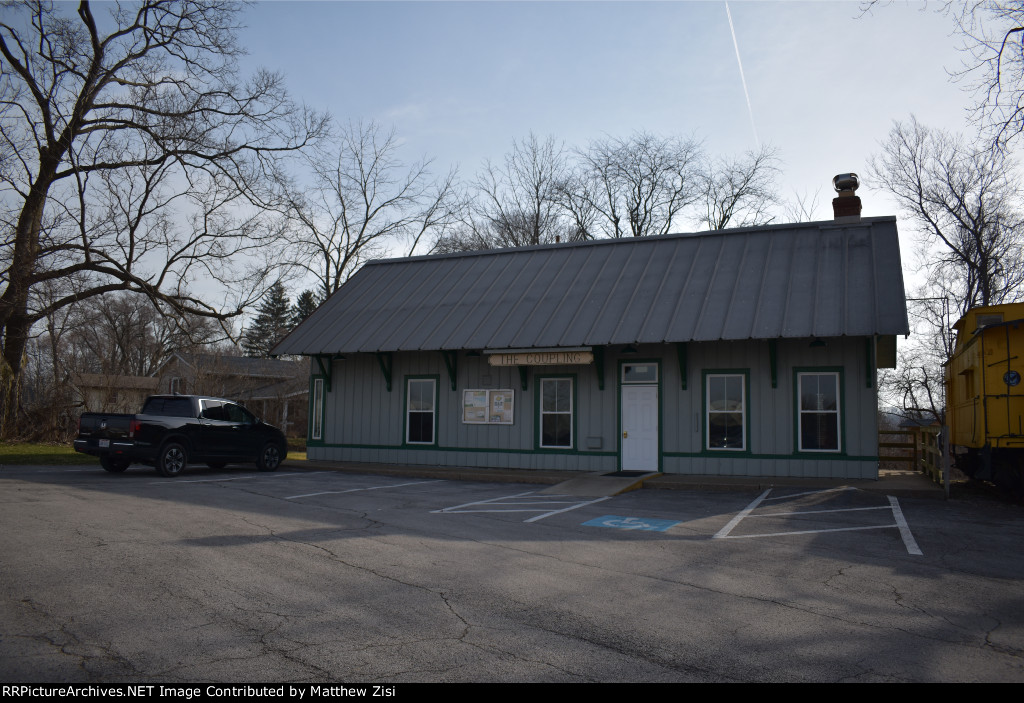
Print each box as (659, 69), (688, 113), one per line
(879, 427), (943, 483)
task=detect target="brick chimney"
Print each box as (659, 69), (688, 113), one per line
(832, 173), (861, 222)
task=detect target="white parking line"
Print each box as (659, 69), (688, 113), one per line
(286, 479), (442, 500)
(714, 489), (770, 538)
(713, 487), (923, 555)
(889, 496), (923, 555)
(523, 496), (611, 523)
(431, 490), (536, 513)
(433, 490), (611, 523)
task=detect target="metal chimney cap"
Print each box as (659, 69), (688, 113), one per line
(833, 173), (859, 193)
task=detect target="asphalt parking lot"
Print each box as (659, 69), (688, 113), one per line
(2, 462), (1023, 682)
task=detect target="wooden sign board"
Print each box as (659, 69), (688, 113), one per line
(488, 351), (594, 366)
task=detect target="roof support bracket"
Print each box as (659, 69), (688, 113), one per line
(315, 355), (333, 393)
(518, 365), (528, 391)
(594, 346), (605, 390)
(376, 352), (393, 392)
(769, 340), (778, 389)
(676, 342), (688, 390)
(441, 351), (457, 391)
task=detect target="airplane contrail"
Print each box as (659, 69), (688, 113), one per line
(725, 2), (759, 148)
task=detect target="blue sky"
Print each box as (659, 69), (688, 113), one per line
(238, 0), (971, 225)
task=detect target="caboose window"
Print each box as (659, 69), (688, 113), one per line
(797, 372), (841, 452)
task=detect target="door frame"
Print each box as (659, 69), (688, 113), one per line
(618, 359), (662, 472)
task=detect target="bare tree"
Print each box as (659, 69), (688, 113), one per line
(696, 145), (781, 230)
(277, 120), (461, 299)
(67, 292), (221, 378)
(0, 0), (328, 434)
(869, 117), (1024, 316)
(946, 2), (1024, 150)
(780, 187), (823, 223)
(472, 133), (575, 247)
(575, 132), (703, 238)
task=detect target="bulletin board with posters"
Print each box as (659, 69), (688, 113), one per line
(463, 389), (514, 424)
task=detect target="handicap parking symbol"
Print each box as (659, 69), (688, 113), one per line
(583, 515), (680, 532)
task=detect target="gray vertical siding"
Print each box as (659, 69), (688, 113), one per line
(308, 337), (879, 479)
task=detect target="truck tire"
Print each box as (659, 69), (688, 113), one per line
(100, 455), (130, 473)
(257, 442), (283, 472)
(156, 442), (188, 477)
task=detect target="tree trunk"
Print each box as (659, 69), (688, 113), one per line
(0, 310), (31, 438)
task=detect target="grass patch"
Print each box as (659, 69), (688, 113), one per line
(0, 442), (95, 465)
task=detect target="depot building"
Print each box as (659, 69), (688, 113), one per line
(274, 189), (910, 480)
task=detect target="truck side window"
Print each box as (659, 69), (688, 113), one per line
(200, 400), (225, 421)
(224, 403), (254, 424)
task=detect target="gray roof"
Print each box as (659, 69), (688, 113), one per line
(274, 217), (910, 355)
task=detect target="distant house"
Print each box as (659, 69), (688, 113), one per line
(153, 353), (308, 437)
(74, 374), (160, 414)
(274, 184), (910, 479)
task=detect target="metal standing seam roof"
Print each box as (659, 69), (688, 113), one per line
(273, 217), (911, 356)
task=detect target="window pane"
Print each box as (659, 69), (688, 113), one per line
(542, 380), (556, 412)
(542, 414), (571, 448)
(801, 414), (838, 450)
(709, 412), (744, 448)
(554, 380), (570, 413)
(409, 380), (434, 411)
(801, 374), (836, 411)
(623, 364), (657, 383)
(408, 412), (433, 443)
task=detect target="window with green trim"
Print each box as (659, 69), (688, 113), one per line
(540, 378), (573, 448)
(406, 378), (436, 444)
(311, 377), (324, 441)
(797, 372), (841, 452)
(706, 373), (746, 451)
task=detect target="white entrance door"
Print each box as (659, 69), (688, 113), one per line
(621, 385), (659, 471)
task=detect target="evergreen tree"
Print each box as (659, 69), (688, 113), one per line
(242, 282), (292, 357)
(291, 290), (321, 327)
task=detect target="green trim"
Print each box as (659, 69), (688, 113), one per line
(308, 374), (327, 443)
(314, 441), (616, 457)
(403, 375), (440, 447)
(676, 342), (688, 390)
(663, 451), (878, 462)
(792, 367), (846, 455)
(535, 373), (578, 451)
(376, 353), (393, 392)
(702, 369), (751, 454)
(768, 340), (778, 389)
(518, 365), (528, 391)
(594, 346), (605, 390)
(441, 351), (458, 391)
(617, 359), (662, 472)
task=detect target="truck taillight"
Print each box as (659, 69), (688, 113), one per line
(129, 418), (141, 438)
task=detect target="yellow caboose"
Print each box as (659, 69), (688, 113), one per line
(946, 302), (1024, 491)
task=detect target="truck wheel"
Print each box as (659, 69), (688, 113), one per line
(157, 442), (188, 477)
(257, 442), (282, 472)
(100, 455), (130, 473)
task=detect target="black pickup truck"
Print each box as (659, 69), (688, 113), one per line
(74, 395), (288, 477)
